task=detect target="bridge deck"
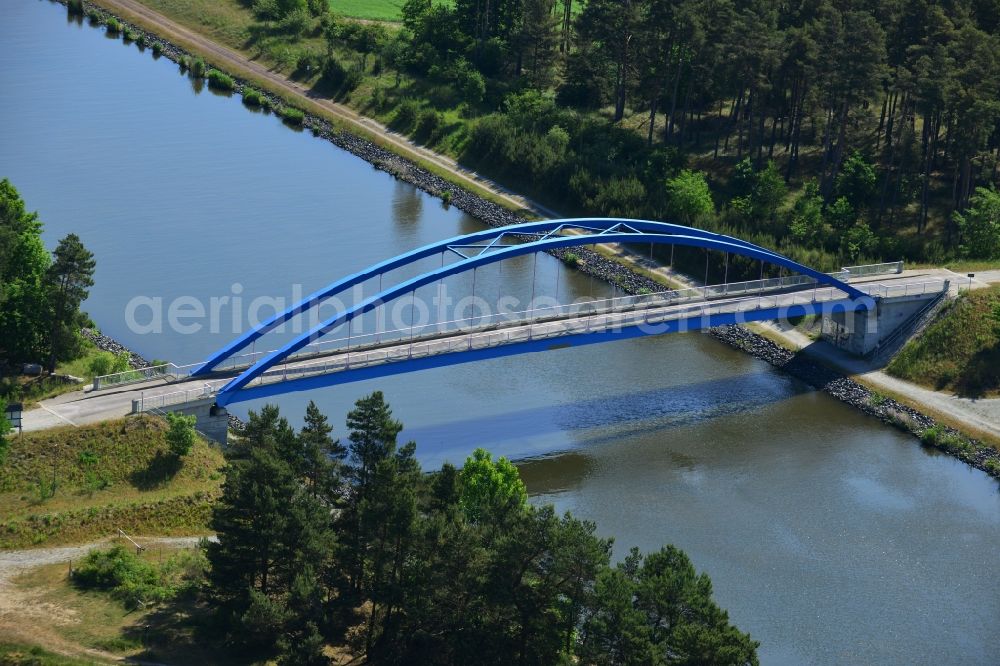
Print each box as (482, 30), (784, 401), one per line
(131, 277), (946, 408)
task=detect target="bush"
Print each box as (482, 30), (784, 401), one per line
(243, 87), (264, 106)
(562, 252), (580, 267)
(151, 41), (163, 56)
(343, 67), (364, 93)
(67, 0), (84, 15)
(207, 69), (235, 91)
(393, 99), (420, 132)
(73, 545), (160, 604)
(415, 109), (442, 143)
(88, 352), (114, 378)
(72, 544), (202, 609)
(920, 425), (942, 446)
(280, 106), (305, 125)
(123, 27), (138, 42)
(190, 57), (206, 78)
(165, 412), (197, 458)
(105, 17), (121, 34)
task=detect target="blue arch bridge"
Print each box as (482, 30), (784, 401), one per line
(90, 219), (947, 439)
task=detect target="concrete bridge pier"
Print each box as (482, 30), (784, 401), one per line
(131, 396), (229, 445)
(821, 283), (949, 356)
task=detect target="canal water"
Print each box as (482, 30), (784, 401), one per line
(3, 3), (999, 663)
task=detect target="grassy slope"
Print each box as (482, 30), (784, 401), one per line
(888, 285), (1000, 397)
(0, 416), (223, 549)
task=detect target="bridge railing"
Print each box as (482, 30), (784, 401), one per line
(107, 263), (909, 391)
(842, 261), (903, 278)
(93, 361), (203, 391)
(858, 279), (948, 298)
(218, 271), (843, 369)
(249, 283), (859, 388)
(131, 381), (226, 413)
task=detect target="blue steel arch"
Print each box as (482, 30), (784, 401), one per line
(211, 221), (871, 405)
(192, 218), (781, 377)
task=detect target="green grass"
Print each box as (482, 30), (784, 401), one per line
(329, 0), (425, 21)
(888, 285), (1000, 397)
(8, 341), (113, 406)
(0, 642), (107, 666)
(7, 549), (244, 665)
(0, 416), (223, 548)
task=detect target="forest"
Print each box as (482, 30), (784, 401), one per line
(236, 0), (1000, 277)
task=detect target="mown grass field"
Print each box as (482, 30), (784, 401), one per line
(329, 0), (406, 21)
(0, 416), (223, 549)
(888, 285), (1000, 397)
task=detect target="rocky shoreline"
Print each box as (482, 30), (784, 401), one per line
(62, 0), (997, 478)
(80, 328), (150, 369)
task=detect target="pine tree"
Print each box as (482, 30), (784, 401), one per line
(207, 405), (333, 655)
(44, 233), (95, 372)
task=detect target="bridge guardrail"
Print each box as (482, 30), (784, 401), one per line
(131, 382), (224, 413)
(857, 279), (948, 299)
(106, 260), (908, 393)
(250, 284), (857, 389)
(841, 261), (903, 278)
(94, 361), (201, 391)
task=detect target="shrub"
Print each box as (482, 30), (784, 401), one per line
(242, 87), (264, 106)
(562, 252), (580, 267)
(136, 33), (147, 49)
(280, 106), (305, 125)
(151, 41), (163, 56)
(393, 99), (420, 131)
(105, 17), (121, 34)
(985, 458), (1000, 476)
(190, 57), (206, 78)
(87, 9), (101, 23)
(207, 69), (235, 91)
(178, 55), (190, 72)
(921, 425), (942, 446)
(67, 0), (84, 15)
(441, 190), (452, 205)
(123, 27), (138, 42)
(88, 352), (114, 377)
(73, 545), (170, 609)
(415, 109), (442, 143)
(165, 412), (197, 458)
